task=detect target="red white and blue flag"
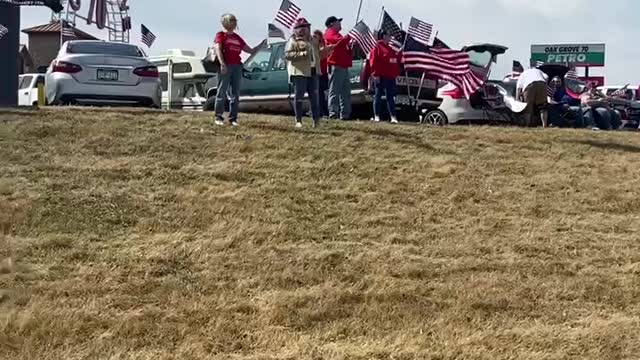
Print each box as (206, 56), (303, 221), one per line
(61, 21), (76, 39)
(275, 0), (302, 30)
(141, 24), (156, 48)
(348, 21), (376, 55)
(408, 17), (436, 47)
(403, 48), (485, 99)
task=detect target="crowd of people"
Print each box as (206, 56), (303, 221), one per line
(516, 66), (635, 131)
(211, 13), (401, 127)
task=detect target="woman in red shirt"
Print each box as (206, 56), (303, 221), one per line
(214, 14), (266, 126)
(369, 30), (401, 124)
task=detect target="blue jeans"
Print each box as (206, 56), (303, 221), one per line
(291, 74), (321, 122)
(215, 64), (242, 122)
(591, 107), (621, 130)
(328, 66), (352, 119)
(373, 78), (397, 118)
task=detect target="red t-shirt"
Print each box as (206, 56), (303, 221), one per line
(214, 32), (247, 65)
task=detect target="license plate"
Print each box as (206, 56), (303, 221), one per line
(97, 69), (119, 81)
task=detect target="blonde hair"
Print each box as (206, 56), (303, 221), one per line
(220, 13), (237, 31)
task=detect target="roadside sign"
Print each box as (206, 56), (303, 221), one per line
(531, 44), (605, 67)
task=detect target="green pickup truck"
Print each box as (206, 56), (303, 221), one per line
(204, 41), (507, 119)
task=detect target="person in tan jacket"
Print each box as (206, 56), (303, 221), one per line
(286, 18), (334, 128)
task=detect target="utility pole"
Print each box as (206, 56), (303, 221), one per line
(0, 2), (20, 107)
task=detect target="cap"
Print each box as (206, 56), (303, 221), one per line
(325, 16), (343, 28)
(293, 17), (311, 29)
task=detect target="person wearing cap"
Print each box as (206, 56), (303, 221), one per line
(324, 16), (353, 120)
(286, 18), (334, 128)
(213, 14), (267, 126)
(368, 30), (401, 124)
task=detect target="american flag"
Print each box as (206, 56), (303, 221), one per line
(611, 84), (629, 97)
(348, 21), (376, 54)
(513, 61), (524, 76)
(504, 60), (524, 81)
(380, 11), (403, 51)
(268, 23), (286, 39)
(565, 66), (578, 81)
(61, 21), (76, 39)
(141, 24), (156, 47)
(0, 24), (8, 40)
(403, 48), (485, 99)
(275, 0), (301, 30)
(407, 17), (435, 46)
(122, 16), (132, 32)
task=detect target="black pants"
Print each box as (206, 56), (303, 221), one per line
(319, 75), (329, 117)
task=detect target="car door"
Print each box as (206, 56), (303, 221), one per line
(18, 75), (33, 106)
(241, 44), (276, 98)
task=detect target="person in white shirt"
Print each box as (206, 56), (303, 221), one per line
(516, 66), (550, 128)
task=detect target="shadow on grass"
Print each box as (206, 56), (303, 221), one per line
(571, 140), (640, 153)
(251, 122), (439, 152)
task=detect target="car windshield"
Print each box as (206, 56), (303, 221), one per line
(67, 42), (144, 57)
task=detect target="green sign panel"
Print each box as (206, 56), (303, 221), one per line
(531, 43), (605, 67)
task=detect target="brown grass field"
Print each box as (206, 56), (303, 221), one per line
(1, 108), (640, 359)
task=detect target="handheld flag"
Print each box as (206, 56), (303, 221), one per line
(407, 17), (436, 46)
(275, 0), (302, 30)
(268, 23), (286, 39)
(348, 21), (376, 55)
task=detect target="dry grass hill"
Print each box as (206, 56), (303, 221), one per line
(1, 108), (640, 359)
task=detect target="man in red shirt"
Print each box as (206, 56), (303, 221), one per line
(324, 16), (353, 120)
(214, 13), (266, 126)
(368, 30), (401, 123)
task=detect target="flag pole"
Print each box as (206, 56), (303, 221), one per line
(355, 0), (364, 24)
(376, 6), (384, 30)
(401, 25), (411, 102)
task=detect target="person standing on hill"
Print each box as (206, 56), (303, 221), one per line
(368, 30), (401, 124)
(285, 18), (321, 128)
(313, 30), (331, 118)
(324, 16), (353, 120)
(286, 18), (334, 128)
(214, 13), (266, 126)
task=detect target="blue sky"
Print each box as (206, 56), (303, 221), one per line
(20, 0), (640, 85)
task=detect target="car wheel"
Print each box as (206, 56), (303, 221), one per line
(203, 96), (215, 111)
(423, 109), (448, 126)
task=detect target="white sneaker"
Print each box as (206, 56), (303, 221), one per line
(215, 120), (224, 126)
(230, 121), (239, 127)
(373, 116), (381, 122)
(295, 122), (303, 128)
(391, 117), (399, 124)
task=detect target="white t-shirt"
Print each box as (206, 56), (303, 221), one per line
(516, 68), (548, 92)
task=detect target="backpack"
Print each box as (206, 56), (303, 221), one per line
(202, 32), (225, 73)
